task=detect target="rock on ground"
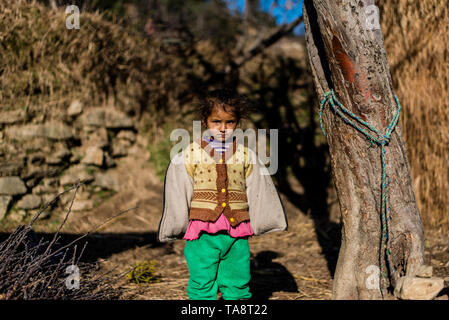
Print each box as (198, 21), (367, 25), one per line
(0, 110), (26, 124)
(70, 199), (95, 211)
(415, 265), (433, 278)
(93, 172), (120, 192)
(0, 162), (24, 176)
(60, 164), (95, 186)
(117, 130), (136, 142)
(0, 195), (13, 220)
(81, 127), (109, 149)
(80, 107), (134, 129)
(16, 194), (42, 210)
(81, 146), (104, 166)
(394, 275), (444, 300)
(5, 122), (75, 140)
(67, 100), (83, 117)
(0, 176), (27, 195)
(111, 139), (131, 157)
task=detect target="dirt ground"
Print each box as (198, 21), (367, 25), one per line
(6, 140), (449, 300)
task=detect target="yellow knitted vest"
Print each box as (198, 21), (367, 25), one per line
(184, 137), (253, 227)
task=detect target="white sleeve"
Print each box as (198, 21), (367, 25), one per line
(157, 151), (194, 242)
(246, 149), (288, 235)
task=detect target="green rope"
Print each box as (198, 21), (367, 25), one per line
(319, 89), (401, 297)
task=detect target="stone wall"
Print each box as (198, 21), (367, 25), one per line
(0, 101), (137, 221)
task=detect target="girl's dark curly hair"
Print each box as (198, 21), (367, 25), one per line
(197, 88), (257, 127)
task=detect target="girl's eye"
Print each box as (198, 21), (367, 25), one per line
(211, 120), (235, 124)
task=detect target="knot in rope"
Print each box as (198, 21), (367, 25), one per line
(379, 135), (390, 146)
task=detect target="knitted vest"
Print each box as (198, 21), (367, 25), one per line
(184, 137), (253, 227)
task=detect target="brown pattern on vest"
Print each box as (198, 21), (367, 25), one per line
(188, 137), (250, 227)
(193, 190), (248, 203)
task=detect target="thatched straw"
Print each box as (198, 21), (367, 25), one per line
(378, 0), (449, 233)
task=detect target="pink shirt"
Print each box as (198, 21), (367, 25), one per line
(183, 213), (254, 240)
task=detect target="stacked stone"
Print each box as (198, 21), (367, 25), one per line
(0, 100), (137, 220)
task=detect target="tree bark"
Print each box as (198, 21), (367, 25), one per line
(302, 0), (425, 299)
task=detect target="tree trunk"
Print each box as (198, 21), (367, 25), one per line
(302, 0), (425, 299)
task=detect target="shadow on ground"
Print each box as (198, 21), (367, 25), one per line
(0, 231), (172, 264)
(249, 250), (298, 299)
(0, 230), (300, 300)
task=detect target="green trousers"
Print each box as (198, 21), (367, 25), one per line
(184, 232), (252, 300)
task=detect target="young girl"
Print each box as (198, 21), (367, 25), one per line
(157, 89), (287, 300)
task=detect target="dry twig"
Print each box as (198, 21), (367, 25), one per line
(0, 182), (136, 300)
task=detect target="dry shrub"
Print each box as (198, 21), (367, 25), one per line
(377, 0), (449, 233)
(0, 0), (188, 121)
(0, 183), (131, 299)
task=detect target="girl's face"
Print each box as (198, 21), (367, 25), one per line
(204, 105), (238, 142)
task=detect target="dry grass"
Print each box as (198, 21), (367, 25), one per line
(378, 0), (449, 233)
(0, 0), (187, 121)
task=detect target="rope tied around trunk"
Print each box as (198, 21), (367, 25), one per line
(319, 89), (401, 297)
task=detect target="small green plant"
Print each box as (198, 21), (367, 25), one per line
(126, 260), (161, 284)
